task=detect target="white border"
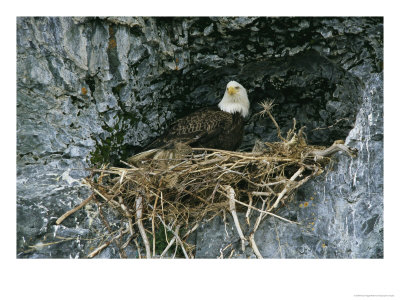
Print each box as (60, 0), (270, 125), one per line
(3, 1), (399, 299)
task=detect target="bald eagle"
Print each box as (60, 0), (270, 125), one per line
(146, 81), (250, 151)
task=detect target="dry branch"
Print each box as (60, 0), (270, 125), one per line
(87, 241), (111, 258)
(136, 196), (151, 259)
(270, 166), (305, 210)
(155, 213), (189, 259)
(225, 185), (247, 252)
(160, 225), (180, 258)
(249, 199), (267, 259)
(56, 194), (93, 225)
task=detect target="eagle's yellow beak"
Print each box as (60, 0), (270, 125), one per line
(228, 86), (237, 95)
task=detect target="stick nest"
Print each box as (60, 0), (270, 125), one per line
(57, 102), (357, 258)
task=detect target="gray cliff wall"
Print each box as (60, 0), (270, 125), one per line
(17, 17), (383, 258)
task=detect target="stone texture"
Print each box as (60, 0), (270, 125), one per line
(17, 17), (383, 258)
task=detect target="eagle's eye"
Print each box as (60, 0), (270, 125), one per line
(235, 86), (240, 89)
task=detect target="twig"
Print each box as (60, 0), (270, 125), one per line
(134, 238), (142, 259)
(219, 243), (233, 259)
(311, 118), (350, 131)
(257, 100), (286, 142)
(249, 237), (263, 259)
(224, 185), (246, 252)
(120, 160), (137, 168)
(87, 241), (111, 258)
(93, 188), (110, 202)
(96, 205), (127, 258)
(233, 198), (300, 225)
(155, 214), (189, 259)
(119, 170), (127, 184)
(121, 234), (135, 249)
(183, 223), (199, 239)
(249, 199), (267, 259)
(192, 148), (292, 161)
(87, 228), (129, 258)
(160, 225), (180, 258)
(152, 194), (159, 257)
(253, 199), (266, 233)
(251, 191), (271, 196)
(245, 193), (253, 225)
(160, 236), (177, 258)
(119, 196), (133, 218)
(270, 166), (305, 210)
(306, 140), (358, 159)
(56, 194), (93, 225)
(136, 196), (151, 259)
(262, 169), (319, 223)
(173, 241), (178, 259)
(158, 191), (174, 252)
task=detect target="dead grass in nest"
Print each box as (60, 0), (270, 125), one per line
(56, 100), (357, 258)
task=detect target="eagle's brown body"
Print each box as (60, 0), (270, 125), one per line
(146, 106), (245, 151)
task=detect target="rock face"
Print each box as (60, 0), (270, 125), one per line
(17, 17), (383, 258)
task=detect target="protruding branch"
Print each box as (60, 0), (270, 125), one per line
(306, 140), (358, 160)
(160, 225), (180, 258)
(249, 236), (263, 259)
(87, 241), (111, 258)
(56, 194), (93, 225)
(87, 228), (128, 258)
(224, 185), (247, 252)
(155, 214), (189, 259)
(257, 100), (286, 142)
(270, 166), (305, 210)
(249, 199), (267, 259)
(136, 196), (151, 259)
(245, 193), (253, 225)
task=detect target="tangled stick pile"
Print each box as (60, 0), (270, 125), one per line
(56, 102), (357, 258)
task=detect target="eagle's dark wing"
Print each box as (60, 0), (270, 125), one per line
(145, 107), (233, 150)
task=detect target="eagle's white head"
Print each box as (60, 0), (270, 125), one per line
(218, 80), (250, 118)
